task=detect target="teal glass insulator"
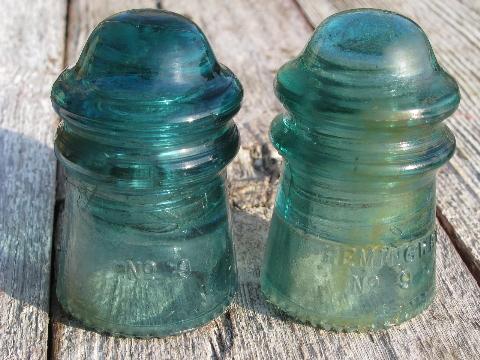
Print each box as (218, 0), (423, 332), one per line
(51, 9), (243, 337)
(261, 9), (459, 331)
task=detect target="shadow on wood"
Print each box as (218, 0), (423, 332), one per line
(0, 128), (56, 311)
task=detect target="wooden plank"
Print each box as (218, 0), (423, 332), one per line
(296, 0), (480, 283)
(51, 0), (480, 359)
(0, 0), (67, 359)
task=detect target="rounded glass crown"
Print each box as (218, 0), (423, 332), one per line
(271, 9), (459, 176)
(275, 9), (460, 127)
(306, 9), (433, 74)
(52, 9), (242, 124)
(52, 9), (242, 188)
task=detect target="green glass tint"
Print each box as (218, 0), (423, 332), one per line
(52, 9), (243, 337)
(261, 9), (459, 331)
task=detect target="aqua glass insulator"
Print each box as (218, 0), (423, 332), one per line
(51, 9), (243, 337)
(261, 9), (459, 332)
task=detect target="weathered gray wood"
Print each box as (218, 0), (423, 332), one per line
(51, 0), (480, 359)
(0, 0), (67, 359)
(296, 0), (480, 283)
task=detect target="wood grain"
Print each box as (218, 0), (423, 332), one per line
(0, 0), (67, 359)
(296, 0), (480, 284)
(50, 1), (480, 359)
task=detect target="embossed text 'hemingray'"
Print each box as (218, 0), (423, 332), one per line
(314, 231), (436, 268)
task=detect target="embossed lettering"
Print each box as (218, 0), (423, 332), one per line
(404, 245), (417, 262)
(358, 248), (376, 267)
(350, 274), (380, 294)
(399, 270), (411, 289)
